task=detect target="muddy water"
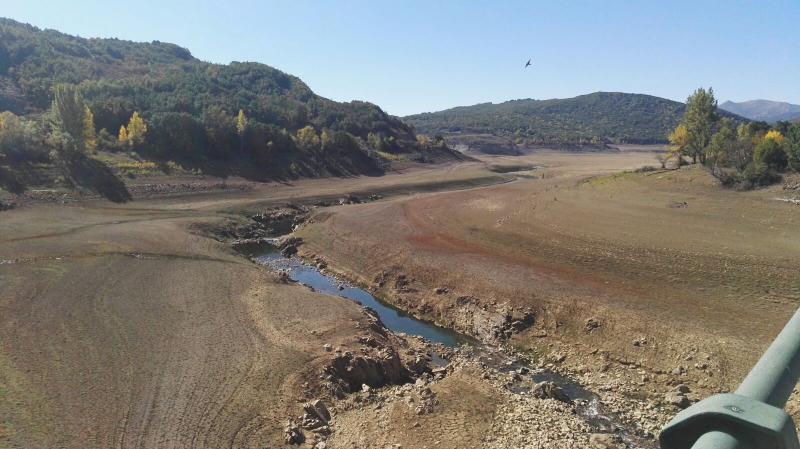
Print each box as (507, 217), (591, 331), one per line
(249, 244), (655, 448)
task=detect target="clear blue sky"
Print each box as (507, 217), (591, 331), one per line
(4, 0), (799, 116)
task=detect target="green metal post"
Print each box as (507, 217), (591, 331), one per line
(735, 307), (800, 409)
(662, 307), (800, 449)
(691, 431), (747, 449)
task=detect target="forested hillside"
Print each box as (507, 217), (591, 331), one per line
(406, 92), (741, 147)
(0, 17), (451, 194)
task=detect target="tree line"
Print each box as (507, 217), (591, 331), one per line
(0, 83), (449, 181)
(664, 88), (800, 188)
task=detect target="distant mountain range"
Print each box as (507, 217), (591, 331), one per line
(405, 92), (744, 153)
(719, 100), (800, 123)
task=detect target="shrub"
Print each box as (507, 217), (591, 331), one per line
(754, 136), (788, 171)
(742, 161), (780, 188)
(0, 111), (48, 162)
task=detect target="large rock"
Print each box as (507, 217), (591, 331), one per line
(284, 420), (305, 445)
(300, 399), (331, 430)
(279, 236), (303, 256)
(325, 348), (411, 391)
(448, 296), (534, 342)
(665, 392), (690, 409)
(531, 381), (572, 404)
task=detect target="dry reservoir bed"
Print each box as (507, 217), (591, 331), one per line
(2, 150), (799, 448)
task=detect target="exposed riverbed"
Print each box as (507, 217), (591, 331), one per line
(244, 242), (657, 448)
(253, 244), (469, 347)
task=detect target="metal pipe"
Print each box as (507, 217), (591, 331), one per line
(735, 307), (800, 408)
(686, 306), (800, 449)
(691, 431), (748, 449)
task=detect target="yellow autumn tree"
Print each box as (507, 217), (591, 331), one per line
(236, 110), (248, 136)
(119, 112), (147, 147)
(666, 124), (689, 167)
(763, 130), (785, 145)
(118, 125), (129, 144)
(127, 112), (147, 146)
(295, 125), (320, 150)
(236, 109), (247, 152)
(82, 106), (97, 152)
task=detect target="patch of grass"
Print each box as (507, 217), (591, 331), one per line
(375, 151), (402, 161)
(112, 161), (160, 175)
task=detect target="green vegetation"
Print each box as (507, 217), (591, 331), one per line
(404, 92), (729, 145)
(668, 87), (800, 188)
(0, 17), (453, 196)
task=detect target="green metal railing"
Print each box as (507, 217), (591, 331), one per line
(660, 307), (800, 449)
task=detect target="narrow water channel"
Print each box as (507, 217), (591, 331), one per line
(251, 244), (469, 347)
(244, 242), (655, 448)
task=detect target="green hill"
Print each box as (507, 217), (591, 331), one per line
(0, 17), (452, 193)
(406, 92), (716, 148)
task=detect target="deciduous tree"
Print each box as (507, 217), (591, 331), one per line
(754, 131), (788, 171)
(786, 123), (800, 172)
(126, 112), (147, 147)
(682, 87), (718, 164)
(82, 106), (97, 152)
(295, 125), (320, 150)
(666, 124), (689, 167)
(236, 109), (247, 153)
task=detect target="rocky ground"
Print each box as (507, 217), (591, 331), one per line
(293, 151), (800, 446)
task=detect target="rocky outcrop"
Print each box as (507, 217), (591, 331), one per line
(210, 204), (309, 246)
(445, 296), (534, 342)
(320, 312), (432, 397)
(279, 236), (303, 257)
(325, 347), (411, 393)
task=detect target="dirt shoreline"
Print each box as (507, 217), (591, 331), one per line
(0, 161), (519, 449)
(3, 150), (798, 448)
(292, 151), (800, 446)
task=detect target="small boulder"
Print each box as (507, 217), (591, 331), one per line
(531, 381), (571, 403)
(665, 392), (690, 409)
(284, 420), (305, 445)
(673, 384), (690, 394)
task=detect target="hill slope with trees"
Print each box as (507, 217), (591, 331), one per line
(0, 18), (455, 200)
(405, 92), (745, 150)
(664, 88), (800, 189)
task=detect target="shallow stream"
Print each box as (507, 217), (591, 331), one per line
(246, 242), (655, 448)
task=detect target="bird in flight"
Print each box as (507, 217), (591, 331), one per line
(525, 59), (532, 68)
